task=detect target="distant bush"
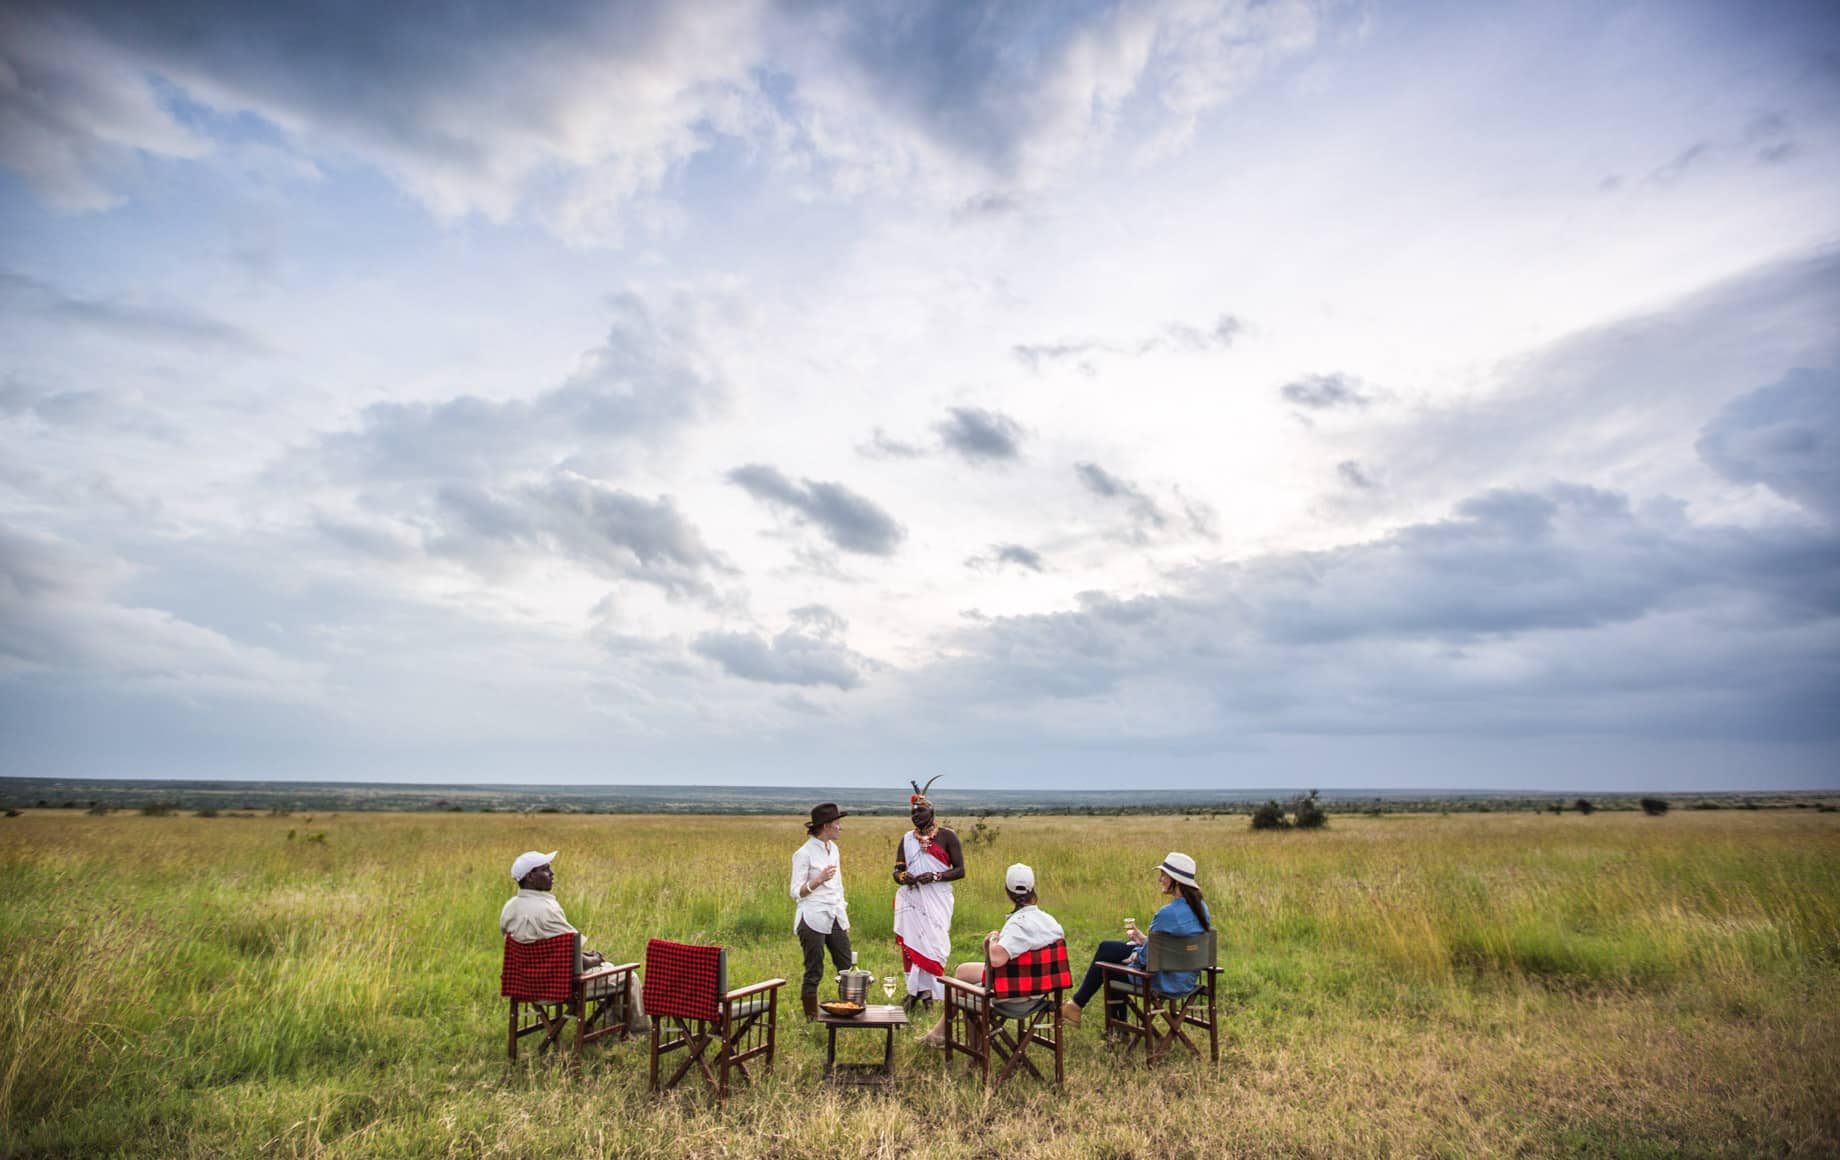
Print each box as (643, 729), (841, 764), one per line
(86, 804), (111, 816)
(1573, 798), (1596, 815)
(1692, 801), (1722, 810)
(1249, 800), (1290, 830)
(1640, 798), (1669, 816)
(1292, 790), (1328, 830)
(965, 817), (1002, 848)
(139, 801), (179, 817)
(196, 808), (220, 819)
(4, 808), (20, 818)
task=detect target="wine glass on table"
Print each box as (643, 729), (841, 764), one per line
(881, 974), (897, 1002)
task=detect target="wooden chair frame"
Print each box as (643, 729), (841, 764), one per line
(940, 940), (1069, 1091)
(504, 933), (640, 1065)
(1097, 929), (1220, 1066)
(646, 944), (785, 1100)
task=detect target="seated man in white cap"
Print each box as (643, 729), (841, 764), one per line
(500, 850), (648, 1032)
(915, 862), (1063, 1047)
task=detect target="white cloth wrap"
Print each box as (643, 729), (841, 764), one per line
(893, 831), (954, 997)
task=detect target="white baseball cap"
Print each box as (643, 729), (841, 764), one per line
(1005, 862), (1036, 893)
(510, 850), (557, 883)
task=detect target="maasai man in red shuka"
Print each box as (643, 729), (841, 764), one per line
(891, 776), (965, 1011)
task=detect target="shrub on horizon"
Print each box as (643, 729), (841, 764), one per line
(1573, 798), (1596, 815)
(1250, 800), (1290, 830)
(1640, 797), (1669, 816)
(1292, 790), (1328, 830)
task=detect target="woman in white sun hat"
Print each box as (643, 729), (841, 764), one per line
(1061, 851), (1210, 1028)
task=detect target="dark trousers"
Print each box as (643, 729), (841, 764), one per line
(797, 918), (854, 995)
(1072, 939), (1136, 1015)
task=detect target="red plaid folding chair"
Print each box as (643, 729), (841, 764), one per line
(501, 932), (639, 1064)
(643, 938), (785, 1099)
(941, 939), (1072, 1090)
(1098, 929), (1220, 1065)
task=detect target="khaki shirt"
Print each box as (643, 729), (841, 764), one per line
(499, 888), (578, 943)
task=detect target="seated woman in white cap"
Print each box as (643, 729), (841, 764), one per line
(1061, 851), (1210, 1029)
(915, 862), (1063, 1047)
(499, 850), (648, 1032)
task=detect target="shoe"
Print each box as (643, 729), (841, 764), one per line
(801, 993), (818, 1022)
(901, 994), (920, 1014)
(1060, 1000), (1082, 1027)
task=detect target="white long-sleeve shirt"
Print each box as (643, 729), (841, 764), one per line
(791, 836), (849, 934)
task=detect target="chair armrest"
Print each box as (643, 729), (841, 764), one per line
(940, 975), (989, 999)
(578, 960), (639, 984)
(724, 978), (787, 1002)
(1097, 961), (1149, 981)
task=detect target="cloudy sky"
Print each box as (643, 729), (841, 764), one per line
(2, 0), (1837, 791)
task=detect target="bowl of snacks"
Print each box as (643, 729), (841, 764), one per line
(819, 1000), (865, 1018)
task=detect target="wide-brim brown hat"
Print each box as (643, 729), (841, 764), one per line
(808, 802), (848, 827)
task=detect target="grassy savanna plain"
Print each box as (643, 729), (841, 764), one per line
(2, 810), (1837, 1158)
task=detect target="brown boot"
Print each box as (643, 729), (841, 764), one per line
(802, 992), (819, 1021)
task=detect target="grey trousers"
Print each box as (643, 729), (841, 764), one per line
(796, 918), (854, 995)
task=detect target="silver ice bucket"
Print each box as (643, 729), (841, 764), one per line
(835, 967), (871, 1005)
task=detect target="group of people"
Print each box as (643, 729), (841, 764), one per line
(498, 780), (1211, 1046)
(790, 783), (1212, 1044)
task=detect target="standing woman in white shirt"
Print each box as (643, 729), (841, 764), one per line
(792, 802), (853, 1021)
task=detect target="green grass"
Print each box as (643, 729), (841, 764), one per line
(2, 810), (1837, 1157)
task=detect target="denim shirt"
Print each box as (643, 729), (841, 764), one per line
(1129, 897), (1211, 995)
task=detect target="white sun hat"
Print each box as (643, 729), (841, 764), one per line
(1156, 851), (1198, 888)
(510, 850), (558, 883)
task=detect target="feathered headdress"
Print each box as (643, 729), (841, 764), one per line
(909, 775), (941, 807)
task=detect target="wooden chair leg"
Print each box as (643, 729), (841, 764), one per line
(1207, 978), (1219, 1064)
(649, 1018), (661, 1092)
(978, 1007), (991, 1088)
(1053, 993), (1065, 1086)
(571, 994), (585, 1067)
(766, 989), (777, 1072)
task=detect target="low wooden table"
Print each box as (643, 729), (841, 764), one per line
(817, 1004), (908, 1087)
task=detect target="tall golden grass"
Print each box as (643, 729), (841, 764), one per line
(2, 809), (1836, 1157)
